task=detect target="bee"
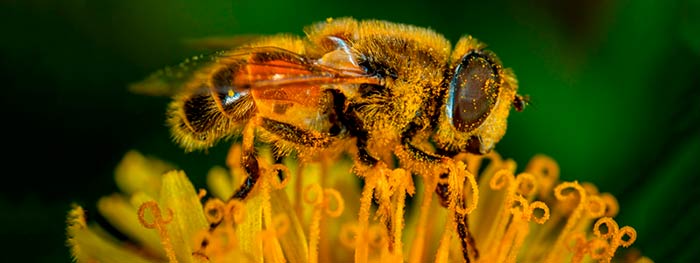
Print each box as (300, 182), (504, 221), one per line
(136, 17), (525, 197)
(135, 17), (523, 261)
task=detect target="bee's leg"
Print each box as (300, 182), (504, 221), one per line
(356, 130), (379, 166)
(270, 143), (286, 181)
(231, 119), (261, 200)
(232, 117), (336, 200)
(329, 90), (378, 167)
(436, 177), (479, 262)
(399, 124), (479, 262)
(259, 117), (334, 148)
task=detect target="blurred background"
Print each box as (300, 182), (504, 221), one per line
(1, 0), (698, 262)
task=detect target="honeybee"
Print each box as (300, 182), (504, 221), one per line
(136, 17), (524, 198)
(135, 17), (524, 261)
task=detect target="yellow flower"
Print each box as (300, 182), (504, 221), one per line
(66, 149), (652, 263)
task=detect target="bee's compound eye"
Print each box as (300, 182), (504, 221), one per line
(448, 52), (500, 132)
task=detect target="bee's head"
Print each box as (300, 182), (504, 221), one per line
(434, 36), (520, 155)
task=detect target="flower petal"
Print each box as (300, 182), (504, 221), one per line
(115, 150), (171, 197)
(67, 205), (157, 263)
(158, 170), (208, 263)
(270, 188), (308, 263)
(206, 166), (234, 199)
(97, 194), (166, 259)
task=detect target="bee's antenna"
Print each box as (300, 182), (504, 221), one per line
(513, 94), (530, 112)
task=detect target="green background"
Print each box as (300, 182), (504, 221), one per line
(1, 0), (698, 262)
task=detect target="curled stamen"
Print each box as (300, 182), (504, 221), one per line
(269, 164), (291, 189)
(446, 161), (474, 216)
(340, 223), (359, 249)
(203, 198), (226, 225)
(307, 185), (343, 263)
(368, 224), (387, 249)
(448, 169), (465, 214)
(225, 199), (246, 224)
(525, 154), (560, 179)
(515, 173), (537, 197)
(138, 201), (174, 228)
(524, 154), (560, 198)
(581, 182), (600, 195)
(529, 201), (550, 224)
(462, 167), (479, 215)
(593, 217), (619, 240)
(508, 194), (528, 217)
(586, 195), (606, 218)
(616, 226), (637, 248)
(303, 184), (324, 206)
(600, 193), (620, 217)
(137, 201), (177, 263)
(554, 181), (585, 201)
(323, 189), (345, 218)
(490, 169), (514, 190)
(544, 182), (588, 263)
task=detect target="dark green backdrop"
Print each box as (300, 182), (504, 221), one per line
(1, 0), (698, 262)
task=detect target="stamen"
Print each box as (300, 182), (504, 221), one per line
(490, 169), (514, 190)
(461, 163), (479, 215)
(586, 195), (606, 219)
(408, 174), (438, 263)
(304, 184), (326, 263)
(355, 165), (382, 263)
(594, 217), (618, 239)
(226, 199), (247, 224)
(259, 166), (286, 262)
(524, 154), (560, 198)
(304, 184), (324, 206)
(198, 189), (207, 200)
(203, 198), (225, 225)
(617, 226), (637, 248)
(270, 163), (291, 189)
(515, 173), (537, 198)
(529, 201), (550, 224)
(138, 201), (178, 263)
(388, 169), (412, 261)
(368, 224), (388, 249)
(340, 223), (359, 249)
(303, 183), (345, 263)
(545, 181), (587, 263)
(601, 193), (620, 217)
(323, 188), (345, 218)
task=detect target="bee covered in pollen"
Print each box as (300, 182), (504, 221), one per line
(134, 17), (524, 262)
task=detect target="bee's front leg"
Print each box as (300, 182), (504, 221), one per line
(397, 124), (479, 263)
(435, 174), (479, 262)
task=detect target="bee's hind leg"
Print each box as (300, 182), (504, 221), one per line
(232, 116), (337, 200)
(231, 119), (262, 200)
